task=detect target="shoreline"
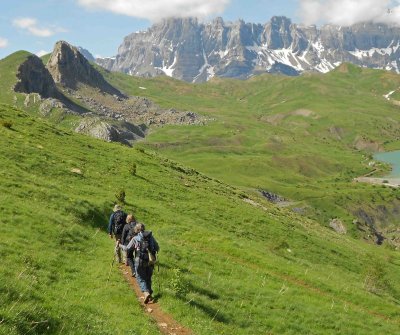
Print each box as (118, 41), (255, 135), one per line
(354, 176), (400, 188)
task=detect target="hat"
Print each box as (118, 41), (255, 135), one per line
(113, 204), (121, 212)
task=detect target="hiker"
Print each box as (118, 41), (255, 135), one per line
(118, 223), (159, 303)
(108, 204), (127, 263)
(121, 214), (137, 276)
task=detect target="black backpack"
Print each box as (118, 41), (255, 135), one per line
(113, 210), (127, 235)
(138, 231), (159, 266)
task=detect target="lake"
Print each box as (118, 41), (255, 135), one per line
(374, 150), (400, 177)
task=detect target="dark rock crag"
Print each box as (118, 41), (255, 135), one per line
(14, 55), (60, 99)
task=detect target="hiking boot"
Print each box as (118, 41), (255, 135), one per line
(143, 292), (151, 304)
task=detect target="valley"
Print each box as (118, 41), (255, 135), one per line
(98, 63), (400, 246)
(1, 39), (400, 335)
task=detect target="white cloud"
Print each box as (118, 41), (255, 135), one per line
(299, 0), (400, 26)
(0, 37), (8, 48)
(13, 17), (67, 37)
(77, 0), (230, 21)
(36, 50), (50, 57)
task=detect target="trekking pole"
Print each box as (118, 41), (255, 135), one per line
(157, 253), (161, 294)
(107, 243), (118, 282)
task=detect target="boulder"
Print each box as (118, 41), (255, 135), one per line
(329, 219), (347, 234)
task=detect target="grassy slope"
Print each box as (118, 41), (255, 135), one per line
(1, 104), (400, 335)
(0, 51), (82, 130)
(100, 66), (400, 234)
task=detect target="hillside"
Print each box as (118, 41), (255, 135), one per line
(96, 63), (400, 245)
(3, 46), (400, 245)
(0, 45), (205, 147)
(1, 100), (400, 334)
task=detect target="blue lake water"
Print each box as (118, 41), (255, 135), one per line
(374, 151), (400, 178)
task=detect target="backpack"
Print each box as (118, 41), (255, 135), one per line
(113, 210), (127, 235)
(138, 231), (159, 266)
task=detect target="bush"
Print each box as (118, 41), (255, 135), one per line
(170, 268), (188, 296)
(1, 120), (12, 129)
(115, 189), (126, 204)
(129, 162), (137, 176)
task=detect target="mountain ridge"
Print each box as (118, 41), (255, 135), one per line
(96, 16), (400, 82)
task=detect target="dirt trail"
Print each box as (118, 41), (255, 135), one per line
(120, 265), (192, 335)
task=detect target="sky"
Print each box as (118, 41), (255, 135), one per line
(1, 0), (400, 60)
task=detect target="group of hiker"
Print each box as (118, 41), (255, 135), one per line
(108, 204), (159, 304)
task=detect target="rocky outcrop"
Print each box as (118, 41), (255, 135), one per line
(354, 137), (383, 152)
(14, 55), (60, 98)
(75, 117), (145, 146)
(329, 219), (347, 234)
(260, 190), (287, 204)
(13, 42), (207, 147)
(97, 16), (400, 82)
(47, 41), (123, 96)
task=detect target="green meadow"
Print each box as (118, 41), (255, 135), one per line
(1, 103), (400, 335)
(101, 64), (400, 235)
(1, 52), (400, 334)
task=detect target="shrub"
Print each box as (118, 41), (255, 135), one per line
(129, 162), (137, 176)
(1, 120), (12, 129)
(115, 189), (126, 204)
(170, 268), (188, 296)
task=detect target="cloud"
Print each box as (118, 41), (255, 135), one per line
(299, 0), (400, 26)
(77, 0), (230, 21)
(36, 50), (50, 57)
(0, 37), (8, 48)
(13, 17), (67, 37)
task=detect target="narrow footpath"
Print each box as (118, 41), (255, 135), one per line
(120, 265), (192, 335)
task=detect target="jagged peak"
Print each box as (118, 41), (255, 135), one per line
(270, 16), (292, 24)
(77, 46), (95, 62)
(158, 16), (199, 27)
(47, 40), (124, 97)
(95, 17), (400, 82)
(212, 16), (225, 26)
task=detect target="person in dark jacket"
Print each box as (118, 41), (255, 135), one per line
(108, 204), (121, 239)
(108, 204), (127, 263)
(118, 223), (159, 303)
(121, 214), (137, 276)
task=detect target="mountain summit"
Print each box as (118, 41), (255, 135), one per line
(47, 41), (123, 96)
(97, 16), (400, 82)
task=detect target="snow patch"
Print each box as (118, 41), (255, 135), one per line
(156, 54), (177, 77)
(193, 41), (213, 82)
(218, 49), (229, 58)
(315, 58), (335, 73)
(312, 40), (325, 57)
(349, 42), (400, 59)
